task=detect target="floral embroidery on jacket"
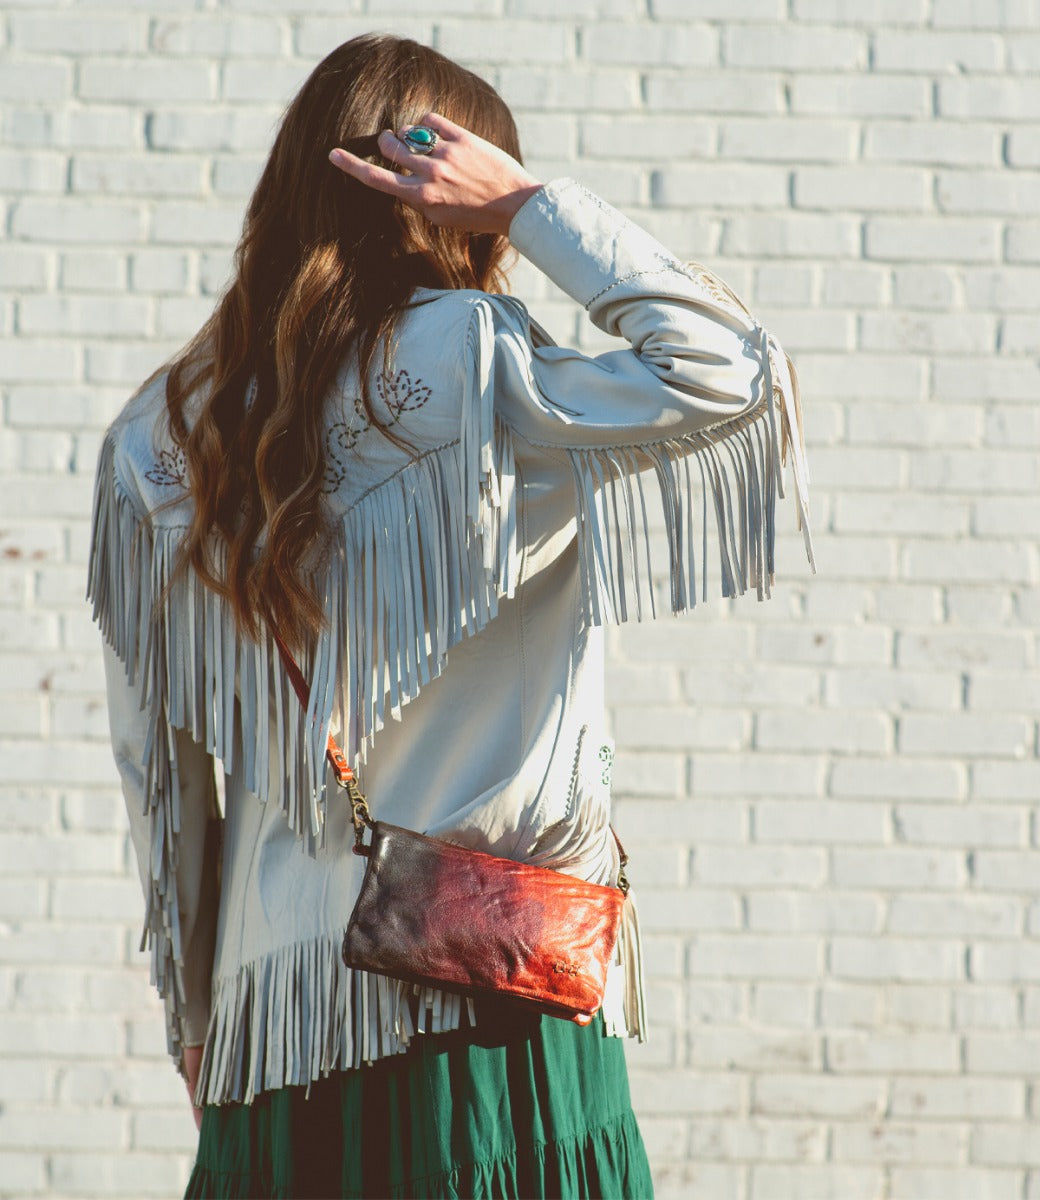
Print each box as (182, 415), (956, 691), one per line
(377, 368), (432, 417)
(321, 371), (433, 494)
(145, 447), (187, 487)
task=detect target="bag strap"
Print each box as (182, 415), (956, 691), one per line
(271, 630), (628, 885)
(271, 630), (372, 851)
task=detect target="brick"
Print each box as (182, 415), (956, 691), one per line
(938, 169), (1040, 216)
(973, 1124), (1040, 1167)
(614, 704), (748, 751)
(148, 106), (281, 153)
(721, 118), (858, 163)
(654, 164), (789, 210)
(974, 851), (1040, 892)
(834, 493), (968, 537)
(722, 24), (865, 70)
(751, 982), (816, 1028)
(1003, 313), (1040, 352)
(0, 60), (71, 101)
(794, 0), (928, 24)
(864, 120), (1001, 166)
(156, 295), (217, 338)
(902, 541), (1036, 586)
(1006, 223), (1040, 263)
(60, 251), (127, 293)
(723, 214), (860, 258)
(819, 983), (880, 1028)
(893, 265), (960, 310)
(756, 709), (891, 755)
(794, 166), (929, 212)
(1007, 129), (1040, 167)
(695, 846), (827, 887)
(861, 311), (995, 354)
(866, 217), (1000, 263)
(876, 30), (1005, 71)
(0, 1153), (46, 1192)
(790, 73), (930, 117)
(830, 936), (965, 981)
(612, 798), (746, 842)
(910, 449), (1039, 494)
(966, 1033), (1040, 1076)
(885, 983), (953, 1029)
(9, 13), (146, 53)
(955, 987), (1019, 1030)
(746, 891), (882, 934)
(128, 250), (192, 293)
(834, 1120), (966, 1164)
(973, 942), (1040, 983)
(629, 1068), (743, 1117)
(0, 878), (47, 919)
(151, 15), (284, 56)
(637, 887), (740, 931)
(682, 664), (820, 708)
(610, 750), (684, 796)
(692, 1027), (820, 1072)
(831, 848), (966, 890)
(752, 1073), (887, 1119)
(692, 752), (826, 799)
(151, 201), (244, 246)
(820, 265), (887, 306)
(796, 353), (925, 401)
(973, 497), (1040, 538)
(969, 670), (1040, 712)
(0, 1012), (122, 1057)
(79, 59), (215, 103)
(754, 800), (886, 844)
(891, 1168), (1023, 1200)
(72, 154), (206, 198)
(939, 76), (1040, 120)
(211, 155), (264, 197)
(889, 893), (1022, 937)
(499, 66), (640, 111)
(18, 295), (151, 338)
(933, 0), (1040, 27)
(690, 933), (822, 978)
(584, 22), (718, 67)
(0, 150), (66, 193)
(645, 70), (783, 115)
(10, 200), (147, 245)
(84, 341), (172, 386)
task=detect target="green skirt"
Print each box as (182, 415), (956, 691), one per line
(185, 1002), (654, 1199)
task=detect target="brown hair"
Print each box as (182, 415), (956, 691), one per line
(162, 34), (521, 650)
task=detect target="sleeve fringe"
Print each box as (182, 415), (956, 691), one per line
(568, 327), (814, 626)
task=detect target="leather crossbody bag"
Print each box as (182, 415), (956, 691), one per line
(275, 633), (629, 1024)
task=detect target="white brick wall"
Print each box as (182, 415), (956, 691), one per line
(1, 3), (1038, 1198)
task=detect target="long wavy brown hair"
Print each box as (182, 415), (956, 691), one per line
(162, 35), (521, 651)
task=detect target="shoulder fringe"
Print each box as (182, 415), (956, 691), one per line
(87, 299), (517, 1067)
(569, 327), (814, 626)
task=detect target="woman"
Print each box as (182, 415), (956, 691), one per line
(89, 33), (811, 1200)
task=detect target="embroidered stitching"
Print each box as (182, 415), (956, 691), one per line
(145, 447), (187, 487)
(322, 371), (434, 494)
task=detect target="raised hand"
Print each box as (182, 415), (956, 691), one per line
(328, 111), (543, 238)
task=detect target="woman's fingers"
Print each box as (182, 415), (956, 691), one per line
(328, 144), (417, 200)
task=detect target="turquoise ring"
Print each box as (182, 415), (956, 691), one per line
(401, 125), (438, 155)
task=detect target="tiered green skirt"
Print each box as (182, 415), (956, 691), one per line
(185, 1003), (653, 1199)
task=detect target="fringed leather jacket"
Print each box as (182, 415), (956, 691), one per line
(89, 179), (813, 1106)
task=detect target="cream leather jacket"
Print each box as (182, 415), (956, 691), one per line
(90, 179), (812, 1105)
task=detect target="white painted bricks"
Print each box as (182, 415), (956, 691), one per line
(2, 5), (1039, 1200)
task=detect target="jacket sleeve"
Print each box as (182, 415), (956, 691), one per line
(480, 177), (812, 624)
(102, 639), (222, 1060)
